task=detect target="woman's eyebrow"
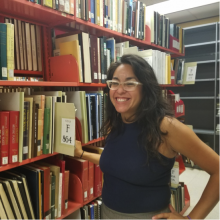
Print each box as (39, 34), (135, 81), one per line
(112, 77), (137, 80)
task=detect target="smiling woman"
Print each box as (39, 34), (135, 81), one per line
(74, 54), (219, 219)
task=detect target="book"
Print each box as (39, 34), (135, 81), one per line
(50, 174), (56, 219)
(0, 183), (15, 219)
(36, 25), (43, 71)
(6, 23), (14, 80)
(43, 108), (50, 154)
(21, 22), (27, 70)
(0, 23), (7, 80)
(59, 39), (83, 82)
(8, 111), (19, 164)
(25, 22), (33, 71)
(90, 35), (99, 83)
(0, 111), (9, 166)
(23, 101), (29, 160)
(30, 24), (37, 71)
(59, 0), (65, 11)
(54, 102), (76, 156)
(63, 170), (69, 214)
(171, 161), (179, 188)
(18, 20), (24, 70)
(88, 161), (94, 200)
(0, 196), (8, 219)
(182, 62), (197, 85)
(64, 156), (89, 203)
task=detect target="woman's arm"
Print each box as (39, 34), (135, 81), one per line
(154, 117), (219, 219)
(75, 140), (101, 165)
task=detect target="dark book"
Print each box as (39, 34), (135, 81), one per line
(157, 11), (160, 45)
(90, 94), (97, 139)
(43, 108), (50, 154)
(23, 101), (29, 160)
(154, 11), (157, 44)
(127, 3), (132, 36)
(86, 94), (91, 141)
(50, 174), (56, 219)
(17, 166), (40, 219)
(138, 2), (143, 39)
(33, 103), (39, 157)
(99, 36), (107, 83)
(90, 35), (99, 83)
(85, 0), (89, 21)
(31, 101), (36, 158)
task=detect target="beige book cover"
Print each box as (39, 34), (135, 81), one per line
(24, 97), (33, 159)
(55, 102), (76, 156)
(6, 23), (14, 80)
(55, 34), (78, 50)
(59, 40), (82, 82)
(43, 0), (53, 8)
(0, 178), (22, 219)
(21, 22), (27, 70)
(30, 24), (37, 71)
(14, 19), (20, 70)
(25, 22), (32, 71)
(0, 183), (15, 219)
(0, 196), (8, 219)
(38, 109), (43, 156)
(18, 20), (24, 70)
(66, 91), (88, 143)
(36, 25), (42, 71)
(0, 92), (24, 162)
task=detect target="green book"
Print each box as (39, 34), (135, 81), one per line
(0, 23), (7, 80)
(43, 108), (50, 154)
(51, 175), (56, 219)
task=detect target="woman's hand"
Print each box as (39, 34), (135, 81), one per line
(74, 140), (83, 158)
(152, 204), (188, 219)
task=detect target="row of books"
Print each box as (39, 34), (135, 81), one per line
(27, 0), (74, 15)
(54, 31), (177, 85)
(80, 198), (102, 219)
(71, 0), (184, 52)
(13, 77), (43, 81)
(0, 154), (104, 220)
(0, 17), (43, 80)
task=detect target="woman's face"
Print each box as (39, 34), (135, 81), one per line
(110, 64), (143, 122)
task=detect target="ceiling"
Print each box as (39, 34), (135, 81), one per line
(142, 0), (219, 24)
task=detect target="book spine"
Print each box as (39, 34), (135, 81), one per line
(0, 112), (9, 166)
(91, 0), (95, 23)
(18, 20), (24, 70)
(43, 108), (50, 154)
(70, 0), (74, 15)
(51, 175), (56, 219)
(64, 170), (69, 214)
(90, 36), (98, 83)
(30, 24), (37, 71)
(36, 25), (42, 71)
(64, 0), (70, 13)
(59, 0), (65, 11)
(21, 21), (27, 70)
(23, 101), (29, 160)
(37, 108), (42, 156)
(25, 23), (33, 71)
(14, 19), (20, 70)
(0, 24), (7, 80)
(6, 23), (14, 80)
(9, 111), (19, 164)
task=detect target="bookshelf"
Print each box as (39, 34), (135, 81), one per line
(0, 0), (189, 219)
(170, 22), (219, 156)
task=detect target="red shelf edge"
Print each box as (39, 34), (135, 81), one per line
(0, 152), (59, 172)
(82, 137), (105, 146)
(78, 82), (107, 87)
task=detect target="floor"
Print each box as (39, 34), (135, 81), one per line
(180, 167), (219, 219)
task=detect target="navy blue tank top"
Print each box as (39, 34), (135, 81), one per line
(99, 122), (175, 213)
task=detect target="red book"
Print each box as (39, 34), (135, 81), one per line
(171, 70), (175, 85)
(32, 163), (51, 219)
(0, 111), (9, 166)
(94, 164), (102, 197)
(88, 161), (94, 200)
(8, 111), (19, 164)
(145, 25), (151, 44)
(64, 170), (70, 215)
(64, 156), (89, 203)
(169, 35), (180, 52)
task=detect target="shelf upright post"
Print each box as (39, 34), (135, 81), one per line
(213, 22), (219, 152)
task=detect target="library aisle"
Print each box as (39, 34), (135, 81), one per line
(179, 167), (219, 219)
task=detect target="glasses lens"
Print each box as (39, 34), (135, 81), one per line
(124, 82), (136, 91)
(108, 81), (119, 90)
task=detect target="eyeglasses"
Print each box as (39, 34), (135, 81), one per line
(106, 80), (143, 91)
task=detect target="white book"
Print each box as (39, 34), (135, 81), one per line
(58, 173), (63, 217)
(122, 46), (139, 55)
(100, 0), (103, 27)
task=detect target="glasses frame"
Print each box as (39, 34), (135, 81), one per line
(106, 80), (143, 91)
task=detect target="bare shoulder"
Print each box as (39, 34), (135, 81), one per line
(160, 116), (219, 175)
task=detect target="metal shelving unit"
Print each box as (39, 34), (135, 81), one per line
(170, 22), (219, 154)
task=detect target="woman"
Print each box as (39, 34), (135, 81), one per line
(75, 54), (219, 219)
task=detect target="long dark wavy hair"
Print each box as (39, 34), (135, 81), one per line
(101, 54), (174, 164)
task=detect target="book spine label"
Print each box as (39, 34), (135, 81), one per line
(0, 112), (9, 165)
(9, 111), (19, 164)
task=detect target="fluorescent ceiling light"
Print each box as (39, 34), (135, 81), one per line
(147, 0), (219, 14)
